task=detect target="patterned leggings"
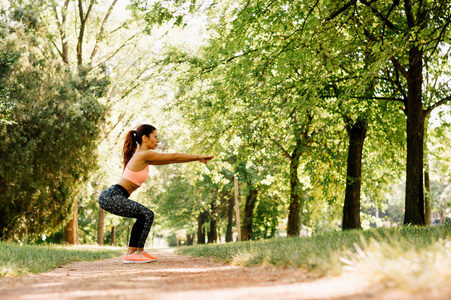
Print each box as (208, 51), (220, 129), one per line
(98, 184), (154, 248)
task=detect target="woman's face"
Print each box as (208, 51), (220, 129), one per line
(145, 130), (159, 150)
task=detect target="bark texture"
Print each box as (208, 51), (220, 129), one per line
(208, 201), (217, 243)
(97, 208), (105, 245)
(342, 118), (368, 230)
(424, 167), (431, 226)
(197, 211), (208, 244)
(226, 195), (234, 242)
(404, 45), (425, 225)
(63, 200), (78, 245)
(241, 188), (258, 240)
(287, 140), (303, 237)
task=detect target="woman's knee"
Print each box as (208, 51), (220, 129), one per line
(140, 207), (154, 223)
(145, 209), (154, 222)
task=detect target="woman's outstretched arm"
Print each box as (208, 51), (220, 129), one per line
(138, 151), (214, 165)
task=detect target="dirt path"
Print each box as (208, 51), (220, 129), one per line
(0, 249), (449, 300)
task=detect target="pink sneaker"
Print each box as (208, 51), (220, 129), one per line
(138, 251), (158, 261)
(122, 251), (152, 264)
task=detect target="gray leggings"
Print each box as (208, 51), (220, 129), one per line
(98, 184), (154, 248)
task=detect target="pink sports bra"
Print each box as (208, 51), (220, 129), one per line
(121, 164), (149, 186)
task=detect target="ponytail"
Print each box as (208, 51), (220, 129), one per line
(122, 124), (156, 170)
(123, 130), (137, 170)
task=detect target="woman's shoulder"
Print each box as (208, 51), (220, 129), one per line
(128, 151), (153, 167)
(134, 149), (161, 162)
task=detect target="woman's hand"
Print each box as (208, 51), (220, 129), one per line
(199, 155), (214, 164)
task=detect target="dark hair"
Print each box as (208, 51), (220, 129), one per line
(123, 124), (156, 169)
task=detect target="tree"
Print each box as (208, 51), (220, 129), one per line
(325, 0), (451, 225)
(47, 0), (120, 243)
(0, 2), (110, 240)
(0, 46), (107, 240)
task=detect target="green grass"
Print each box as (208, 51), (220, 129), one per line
(3, 226), (451, 290)
(176, 225), (451, 287)
(0, 242), (123, 277)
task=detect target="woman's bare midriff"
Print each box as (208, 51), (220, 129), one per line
(117, 178), (140, 195)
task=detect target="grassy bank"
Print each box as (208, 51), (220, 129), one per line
(0, 242), (123, 277)
(176, 226), (451, 289)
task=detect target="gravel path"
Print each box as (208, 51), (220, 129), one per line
(0, 249), (449, 299)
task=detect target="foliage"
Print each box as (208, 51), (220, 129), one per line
(0, 33), (108, 239)
(130, 0), (451, 236)
(146, 0), (408, 235)
(159, 1), (339, 236)
(251, 194), (282, 239)
(0, 51), (20, 125)
(0, 0), (173, 242)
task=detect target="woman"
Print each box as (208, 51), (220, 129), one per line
(98, 124), (214, 264)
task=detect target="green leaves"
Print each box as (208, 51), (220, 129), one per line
(0, 36), (108, 239)
(0, 51), (20, 125)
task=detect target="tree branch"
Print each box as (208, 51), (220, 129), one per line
(270, 137), (292, 160)
(390, 56), (408, 79)
(404, 0), (415, 28)
(359, 0), (397, 30)
(352, 5), (408, 81)
(424, 96), (451, 117)
(51, 0), (70, 64)
(425, 12), (451, 63)
(200, 48), (260, 74)
(324, 0), (357, 22)
(51, 39), (63, 59)
(353, 96), (405, 102)
(319, 95), (404, 102)
(301, 0), (320, 32)
(90, 0), (119, 62)
(93, 33), (140, 67)
(393, 66), (408, 101)
(77, 0), (95, 65)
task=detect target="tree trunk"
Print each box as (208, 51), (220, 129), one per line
(241, 188), (258, 240)
(77, 0), (94, 66)
(404, 45), (425, 225)
(111, 226), (115, 246)
(342, 118), (367, 230)
(97, 207), (105, 245)
(186, 233), (194, 245)
(424, 121), (432, 226)
(197, 211), (207, 244)
(208, 219), (217, 243)
(287, 142), (303, 237)
(424, 165), (431, 226)
(63, 200), (78, 244)
(226, 194), (234, 242)
(208, 201), (217, 243)
(52, 0), (70, 64)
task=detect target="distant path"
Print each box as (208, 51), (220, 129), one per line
(0, 249), (448, 299)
